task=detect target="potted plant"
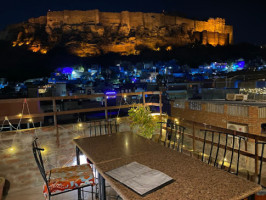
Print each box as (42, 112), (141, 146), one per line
(128, 105), (159, 139)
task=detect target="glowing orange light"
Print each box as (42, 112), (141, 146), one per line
(166, 46), (172, 51)
(40, 49), (47, 54)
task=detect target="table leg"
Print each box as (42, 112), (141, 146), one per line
(76, 146), (81, 199)
(98, 172), (106, 200)
(248, 194), (255, 200)
(76, 146), (80, 165)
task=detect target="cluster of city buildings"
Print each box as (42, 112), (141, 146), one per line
(0, 58), (266, 99)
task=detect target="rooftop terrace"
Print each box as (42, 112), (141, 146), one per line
(0, 92), (265, 199)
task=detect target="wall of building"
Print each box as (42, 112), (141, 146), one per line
(0, 101), (43, 124)
(171, 100), (266, 135)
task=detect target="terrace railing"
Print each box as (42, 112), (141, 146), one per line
(1, 92), (266, 184)
(167, 116), (266, 179)
(0, 91), (162, 145)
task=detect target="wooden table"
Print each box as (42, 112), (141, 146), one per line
(73, 132), (261, 200)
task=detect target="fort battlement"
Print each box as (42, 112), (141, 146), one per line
(42, 10), (233, 43)
(2, 10), (233, 56)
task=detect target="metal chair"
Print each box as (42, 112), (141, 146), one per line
(158, 121), (185, 152)
(201, 130), (246, 175)
(256, 142), (266, 187)
(32, 138), (95, 200)
(87, 119), (118, 137)
(83, 119), (118, 199)
(254, 142), (266, 198)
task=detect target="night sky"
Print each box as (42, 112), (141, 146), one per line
(0, 0), (265, 45)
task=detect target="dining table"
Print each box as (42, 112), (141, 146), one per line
(73, 131), (262, 200)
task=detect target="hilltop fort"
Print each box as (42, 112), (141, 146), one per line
(0, 10), (233, 56)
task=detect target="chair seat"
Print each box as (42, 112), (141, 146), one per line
(256, 188), (266, 196)
(43, 164), (95, 197)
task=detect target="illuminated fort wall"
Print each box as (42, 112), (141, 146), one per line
(44, 10), (233, 46)
(0, 10), (234, 56)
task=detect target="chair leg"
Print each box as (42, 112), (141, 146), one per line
(78, 188), (81, 200)
(93, 166), (99, 199)
(91, 185), (94, 200)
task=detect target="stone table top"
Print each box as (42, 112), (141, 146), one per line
(74, 132), (261, 200)
(73, 132), (162, 164)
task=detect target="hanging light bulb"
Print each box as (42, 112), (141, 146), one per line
(8, 146), (16, 154)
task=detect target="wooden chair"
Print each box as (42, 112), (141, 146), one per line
(32, 138), (95, 200)
(201, 130), (246, 175)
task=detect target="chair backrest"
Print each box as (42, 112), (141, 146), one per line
(87, 119), (118, 137)
(32, 138), (50, 193)
(256, 142), (266, 187)
(158, 121), (185, 152)
(201, 130), (246, 175)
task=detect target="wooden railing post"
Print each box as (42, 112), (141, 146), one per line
(193, 122), (195, 153)
(104, 95), (108, 120)
(142, 92), (146, 106)
(255, 139), (259, 176)
(52, 99), (59, 147)
(159, 91), (162, 116)
(104, 95), (111, 134)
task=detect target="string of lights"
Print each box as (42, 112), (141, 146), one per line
(240, 88), (266, 95)
(0, 100), (28, 150)
(116, 94), (127, 119)
(0, 93), (160, 168)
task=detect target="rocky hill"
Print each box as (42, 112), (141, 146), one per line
(0, 10), (233, 57)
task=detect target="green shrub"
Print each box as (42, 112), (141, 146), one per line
(128, 105), (159, 139)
